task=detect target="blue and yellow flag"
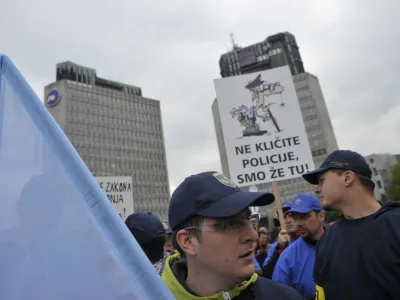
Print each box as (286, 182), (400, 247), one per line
(0, 54), (174, 299)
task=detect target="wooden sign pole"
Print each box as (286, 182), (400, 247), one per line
(272, 181), (286, 231)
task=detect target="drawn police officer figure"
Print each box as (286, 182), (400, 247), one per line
(230, 74), (284, 137)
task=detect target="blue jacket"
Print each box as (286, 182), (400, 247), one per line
(272, 238), (316, 298)
(254, 257), (261, 271)
(262, 237), (297, 268)
(255, 241), (278, 270)
(262, 241), (278, 267)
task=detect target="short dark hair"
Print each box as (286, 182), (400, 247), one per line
(141, 234), (166, 264)
(172, 216), (203, 259)
(291, 210), (321, 219)
(258, 231), (267, 237)
(331, 169), (375, 192)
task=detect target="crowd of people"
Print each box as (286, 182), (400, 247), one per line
(124, 150), (400, 300)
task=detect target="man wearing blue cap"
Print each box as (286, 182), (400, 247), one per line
(125, 212), (167, 275)
(302, 150), (400, 300)
(162, 171), (303, 299)
(272, 194), (325, 299)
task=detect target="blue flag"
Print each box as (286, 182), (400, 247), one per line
(0, 54), (174, 299)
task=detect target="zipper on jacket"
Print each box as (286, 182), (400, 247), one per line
(221, 291), (231, 300)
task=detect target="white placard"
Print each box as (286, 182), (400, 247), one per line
(214, 66), (314, 187)
(95, 176), (134, 220)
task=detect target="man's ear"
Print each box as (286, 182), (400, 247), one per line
(176, 229), (199, 257)
(318, 211), (325, 223)
(344, 171), (356, 187)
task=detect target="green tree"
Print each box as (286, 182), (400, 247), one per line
(388, 164), (400, 201)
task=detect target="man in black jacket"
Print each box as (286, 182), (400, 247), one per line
(125, 212), (167, 275)
(162, 171), (304, 299)
(303, 150), (400, 300)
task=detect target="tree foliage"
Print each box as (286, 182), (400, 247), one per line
(388, 164), (400, 201)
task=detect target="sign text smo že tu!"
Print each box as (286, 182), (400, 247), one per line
(235, 136), (311, 184)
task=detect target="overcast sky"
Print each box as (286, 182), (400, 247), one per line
(1, 0), (399, 192)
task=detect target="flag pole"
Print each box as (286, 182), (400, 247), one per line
(272, 181), (286, 231)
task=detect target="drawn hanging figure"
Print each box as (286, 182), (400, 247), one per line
(230, 74), (285, 137)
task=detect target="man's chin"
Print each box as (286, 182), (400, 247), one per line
(321, 200), (335, 211)
(298, 231), (309, 238)
(237, 265), (256, 280)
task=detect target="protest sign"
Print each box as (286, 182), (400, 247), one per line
(95, 176), (134, 220)
(214, 66), (314, 187)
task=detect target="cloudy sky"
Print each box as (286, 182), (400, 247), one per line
(1, 0), (399, 192)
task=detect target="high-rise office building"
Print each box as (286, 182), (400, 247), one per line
(219, 32), (304, 78)
(213, 32), (338, 208)
(44, 61), (170, 221)
(365, 153), (399, 201)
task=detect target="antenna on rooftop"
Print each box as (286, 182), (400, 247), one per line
(230, 32), (239, 51)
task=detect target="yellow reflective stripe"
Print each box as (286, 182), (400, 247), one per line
(316, 285), (325, 300)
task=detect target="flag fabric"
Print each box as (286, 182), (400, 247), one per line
(0, 54), (174, 299)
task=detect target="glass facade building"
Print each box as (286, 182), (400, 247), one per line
(44, 61), (170, 221)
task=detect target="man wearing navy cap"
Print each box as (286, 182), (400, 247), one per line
(162, 171), (303, 299)
(125, 212), (167, 275)
(272, 194), (325, 299)
(302, 150), (400, 300)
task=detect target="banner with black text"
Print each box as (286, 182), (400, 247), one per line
(214, 66), (314, 186)
(96, 176), (134, 220)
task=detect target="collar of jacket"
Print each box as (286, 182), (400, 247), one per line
(161, 253), (258, 299)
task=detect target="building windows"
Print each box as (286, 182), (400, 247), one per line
(377, 180), (382, 189)
(303, 114), (318, 121)
(373, 168), (378, 176)
(296, 85), (309, 92)
(58, 86), (168, 219)
(268, 48), (283, 56)
(312, 148), (327, 157)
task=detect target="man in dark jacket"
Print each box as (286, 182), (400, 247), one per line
(125, 212), (167, 275)
(303, 150), (400, 300)
(261, 201), (298, 278)
(162, 171), (304, 299)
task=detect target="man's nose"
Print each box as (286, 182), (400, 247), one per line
(315, 184), (321, 194)
(242, 223), (259, 243)
(293, 219), (302, 226)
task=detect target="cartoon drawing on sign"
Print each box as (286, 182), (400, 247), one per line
(230, 74), (285, 137)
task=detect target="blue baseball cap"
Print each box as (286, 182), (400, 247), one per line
(169, 171), (275, 230)
(287, 194), (322, 214)
(125, 212), (166, 245)
(303, 150), (372, 185)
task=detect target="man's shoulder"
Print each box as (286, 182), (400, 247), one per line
(254, 277), (303, 299)
(376, 203), (400, 220)
(319, 220), (342, 241)
(271, 241), (279, 248)
(279, 238), (302, 257)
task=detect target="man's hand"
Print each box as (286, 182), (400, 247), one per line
(277, 229), (290, 246)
